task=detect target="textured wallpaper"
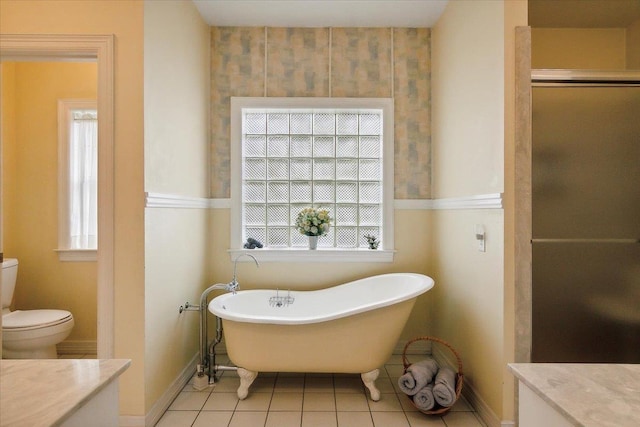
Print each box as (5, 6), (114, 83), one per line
(211, 27), (265, 197)
(331, 28), (392, 98)
(210, 26), (431, 199)
(267, 27), (330, 97)
(393, 28), (431, 199)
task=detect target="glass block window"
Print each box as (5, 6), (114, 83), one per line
(231, 97), (394, 254)
(231, 98), (393, 256)
(242, 110), (383, 248)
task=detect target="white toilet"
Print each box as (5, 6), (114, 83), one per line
(2, 258), (74, 359)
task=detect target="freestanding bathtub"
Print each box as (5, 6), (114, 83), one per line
(208, 273), (434, 400)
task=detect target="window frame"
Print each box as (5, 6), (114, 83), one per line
(56, 99), (97, 262)
(230, 97), (395, 262)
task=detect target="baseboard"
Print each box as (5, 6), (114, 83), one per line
(146, 353), (199, 426)
(118, 353), (198, 427)
(57, 340), (97, 355)
(431, 344), (507, 427)
(462, 380), (505, 427)
(393, 338), (432, 356)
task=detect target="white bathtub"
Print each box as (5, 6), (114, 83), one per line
(208, 273), (434, 400)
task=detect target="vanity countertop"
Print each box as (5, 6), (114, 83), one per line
(509, 363), (640, 427)
(1, 358), (130, 427)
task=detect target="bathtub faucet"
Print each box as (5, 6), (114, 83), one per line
(229, 253), (260, 294)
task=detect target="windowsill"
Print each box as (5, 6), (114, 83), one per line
(55, 249), (97, 262)
(228, 248), (395, 263)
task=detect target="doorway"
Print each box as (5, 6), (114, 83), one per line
(530, 77), (640, 363)
(0, 34), (115, 358)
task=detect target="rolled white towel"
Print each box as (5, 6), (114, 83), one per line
(397, 357), (439, 396)
(412, 383), (435, 411)
(433, 366), (457, 407)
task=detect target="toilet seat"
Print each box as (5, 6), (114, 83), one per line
(2, 309), (73, 331)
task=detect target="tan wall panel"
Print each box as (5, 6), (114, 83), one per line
(532, 28), (626, 69)
(627, 19), (640, 69)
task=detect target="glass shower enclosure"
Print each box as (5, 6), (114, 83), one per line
(531, 73), (640, 363)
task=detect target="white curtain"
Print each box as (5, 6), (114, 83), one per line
(69, 111), (98, 249)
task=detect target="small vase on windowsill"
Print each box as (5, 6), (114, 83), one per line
(308, 236), (318, 250)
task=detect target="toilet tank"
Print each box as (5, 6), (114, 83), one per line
(1, 258), (19, 310)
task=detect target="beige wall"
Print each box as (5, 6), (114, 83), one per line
(144, 0), (210, 197)
(431, 0), (526, 423)
(0, 63), (17, 357)
(0, 64), (17, 317)
(1, 62), (98, 343)
(431, 4), (504, 198)
(143, 0), (211, 412)
(627, 19), (640, 69)
(531, 28), (626, 69)
(0, 0), (146, 416)
(429, 208), (505, 407)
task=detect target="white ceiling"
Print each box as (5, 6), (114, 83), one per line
(192, 0), (448, 28)
(192, 1), (640, 31)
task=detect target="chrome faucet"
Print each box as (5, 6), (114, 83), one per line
(229, 253), (259, 294)
(184, 253), (261, 387)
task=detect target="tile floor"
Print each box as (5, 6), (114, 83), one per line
(156, 355), (486, 427)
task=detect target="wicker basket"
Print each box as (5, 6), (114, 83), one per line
(401, 336), (464, 415)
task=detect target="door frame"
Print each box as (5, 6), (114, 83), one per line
(514, 26), (533, 363)
(0, 34), (115, 358)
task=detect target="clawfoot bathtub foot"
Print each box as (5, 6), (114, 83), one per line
(237, 368), (258, 400)
(361, 369), (380, 401)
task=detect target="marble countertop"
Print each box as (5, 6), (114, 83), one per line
(509, 363), (640, 427)
(1, 359), (130, 427)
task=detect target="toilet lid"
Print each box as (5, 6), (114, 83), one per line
(2, 310), (73, 330)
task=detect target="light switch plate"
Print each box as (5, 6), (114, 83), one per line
(475, 224), (486, 252)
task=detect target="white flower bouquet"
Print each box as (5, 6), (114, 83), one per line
(295, 207), (332, 237)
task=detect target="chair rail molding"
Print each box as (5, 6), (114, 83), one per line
(151, 193), (505, 211)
